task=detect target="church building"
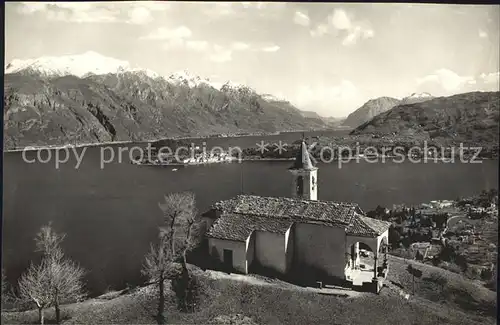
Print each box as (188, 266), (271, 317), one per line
(202, 140), (391, 292)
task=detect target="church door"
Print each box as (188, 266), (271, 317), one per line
(223, 249), (233, 272)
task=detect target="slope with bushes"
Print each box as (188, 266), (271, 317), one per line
(2, 260), (496, 325)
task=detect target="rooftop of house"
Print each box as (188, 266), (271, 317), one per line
(205, 195), (392, 242)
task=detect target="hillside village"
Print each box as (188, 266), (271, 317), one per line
(366, 189), (498, 289)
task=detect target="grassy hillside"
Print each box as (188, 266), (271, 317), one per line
(3, 72), (326, 150)
(386, 255), (495, 320)
(2, 259), (495, 325)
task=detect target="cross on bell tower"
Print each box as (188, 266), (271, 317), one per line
(288, 138), (318, 201)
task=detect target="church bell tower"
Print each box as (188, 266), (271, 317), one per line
(288, 139), (318, 201)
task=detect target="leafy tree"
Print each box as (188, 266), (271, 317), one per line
(481, 267), (493, 281)
(432, 213), (448, 229)
(415, 250), (424, 261)
(367, 205), (387, 220)
(420, 216), (433, 228)
(388, 227), (401, 247)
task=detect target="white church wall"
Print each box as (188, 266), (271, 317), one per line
(294, 222), (346, 278)
(255, 230), (287, 274)
(246, 231), (256, 269)
(284, 224), (294, 273)
(377, 230), (389, 248)
(309, 169), (318, 201)
(289, 168), (318, 201)
(208, 238), (248, 274)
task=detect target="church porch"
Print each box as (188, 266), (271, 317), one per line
(344, 230), (389, 293)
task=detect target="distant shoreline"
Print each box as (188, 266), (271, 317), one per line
(4, 129), (337, 153)
(3, 140), (139, 153)
(4, 131), (498, 162)
(134, 155), (496, 167)
(239, 155), (496, 162)
(6, 147), (497, 162)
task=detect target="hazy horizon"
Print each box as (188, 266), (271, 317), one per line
(5, 2), (500, 118)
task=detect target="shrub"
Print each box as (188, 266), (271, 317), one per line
(480, 267), (493, 281)
(438, 261), (462, 274)
(445, 281), (496, 317)
(428, 271), (448, 293)
(465, 266), (482, 280)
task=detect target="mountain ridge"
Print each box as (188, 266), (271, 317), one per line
(342, 93), (437, 129)
(342, 96), (401, 128)
(350, 91), (499, 146)
(3, 68), (328, 150)
(4, 52), (245, 92)
(6, 53), (496, 150)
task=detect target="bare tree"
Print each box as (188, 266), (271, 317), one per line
(34, 222), (66, 259)
(18, 260), (52, 324)
(27, 223), (87, 324)
(141, 236), (174, 324)
(142, 192), (199, 323)
(49, 258), (86, 323)
(159, 192), (198, 312)
(158, 192), (198, 261)
(175, 215), (201, 313)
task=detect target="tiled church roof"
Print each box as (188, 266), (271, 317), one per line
(357, 216), (393, 235)
(206, 213), (295, 242)
(206, 195), (391, 241)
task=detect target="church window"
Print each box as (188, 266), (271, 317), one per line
(296, 176), (304, 196)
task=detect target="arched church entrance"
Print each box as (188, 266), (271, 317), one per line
(345, 237), (390, 286)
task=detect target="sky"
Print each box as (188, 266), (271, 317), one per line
(5, 2), (500, 117)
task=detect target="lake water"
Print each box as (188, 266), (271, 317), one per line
(2, 131), (498, 295)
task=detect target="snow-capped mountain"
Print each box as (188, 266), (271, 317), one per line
(4, 51), (159, 79)
(4, 51), (255, 93)
(4, 51), (329, 150)
(261, 94), (287, 102)
(407, 92), (433, 99)
(400, 92), (434, 105)
(166, 70), (217, 88)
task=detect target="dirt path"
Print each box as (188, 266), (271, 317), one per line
(205, 270), (367, 298)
